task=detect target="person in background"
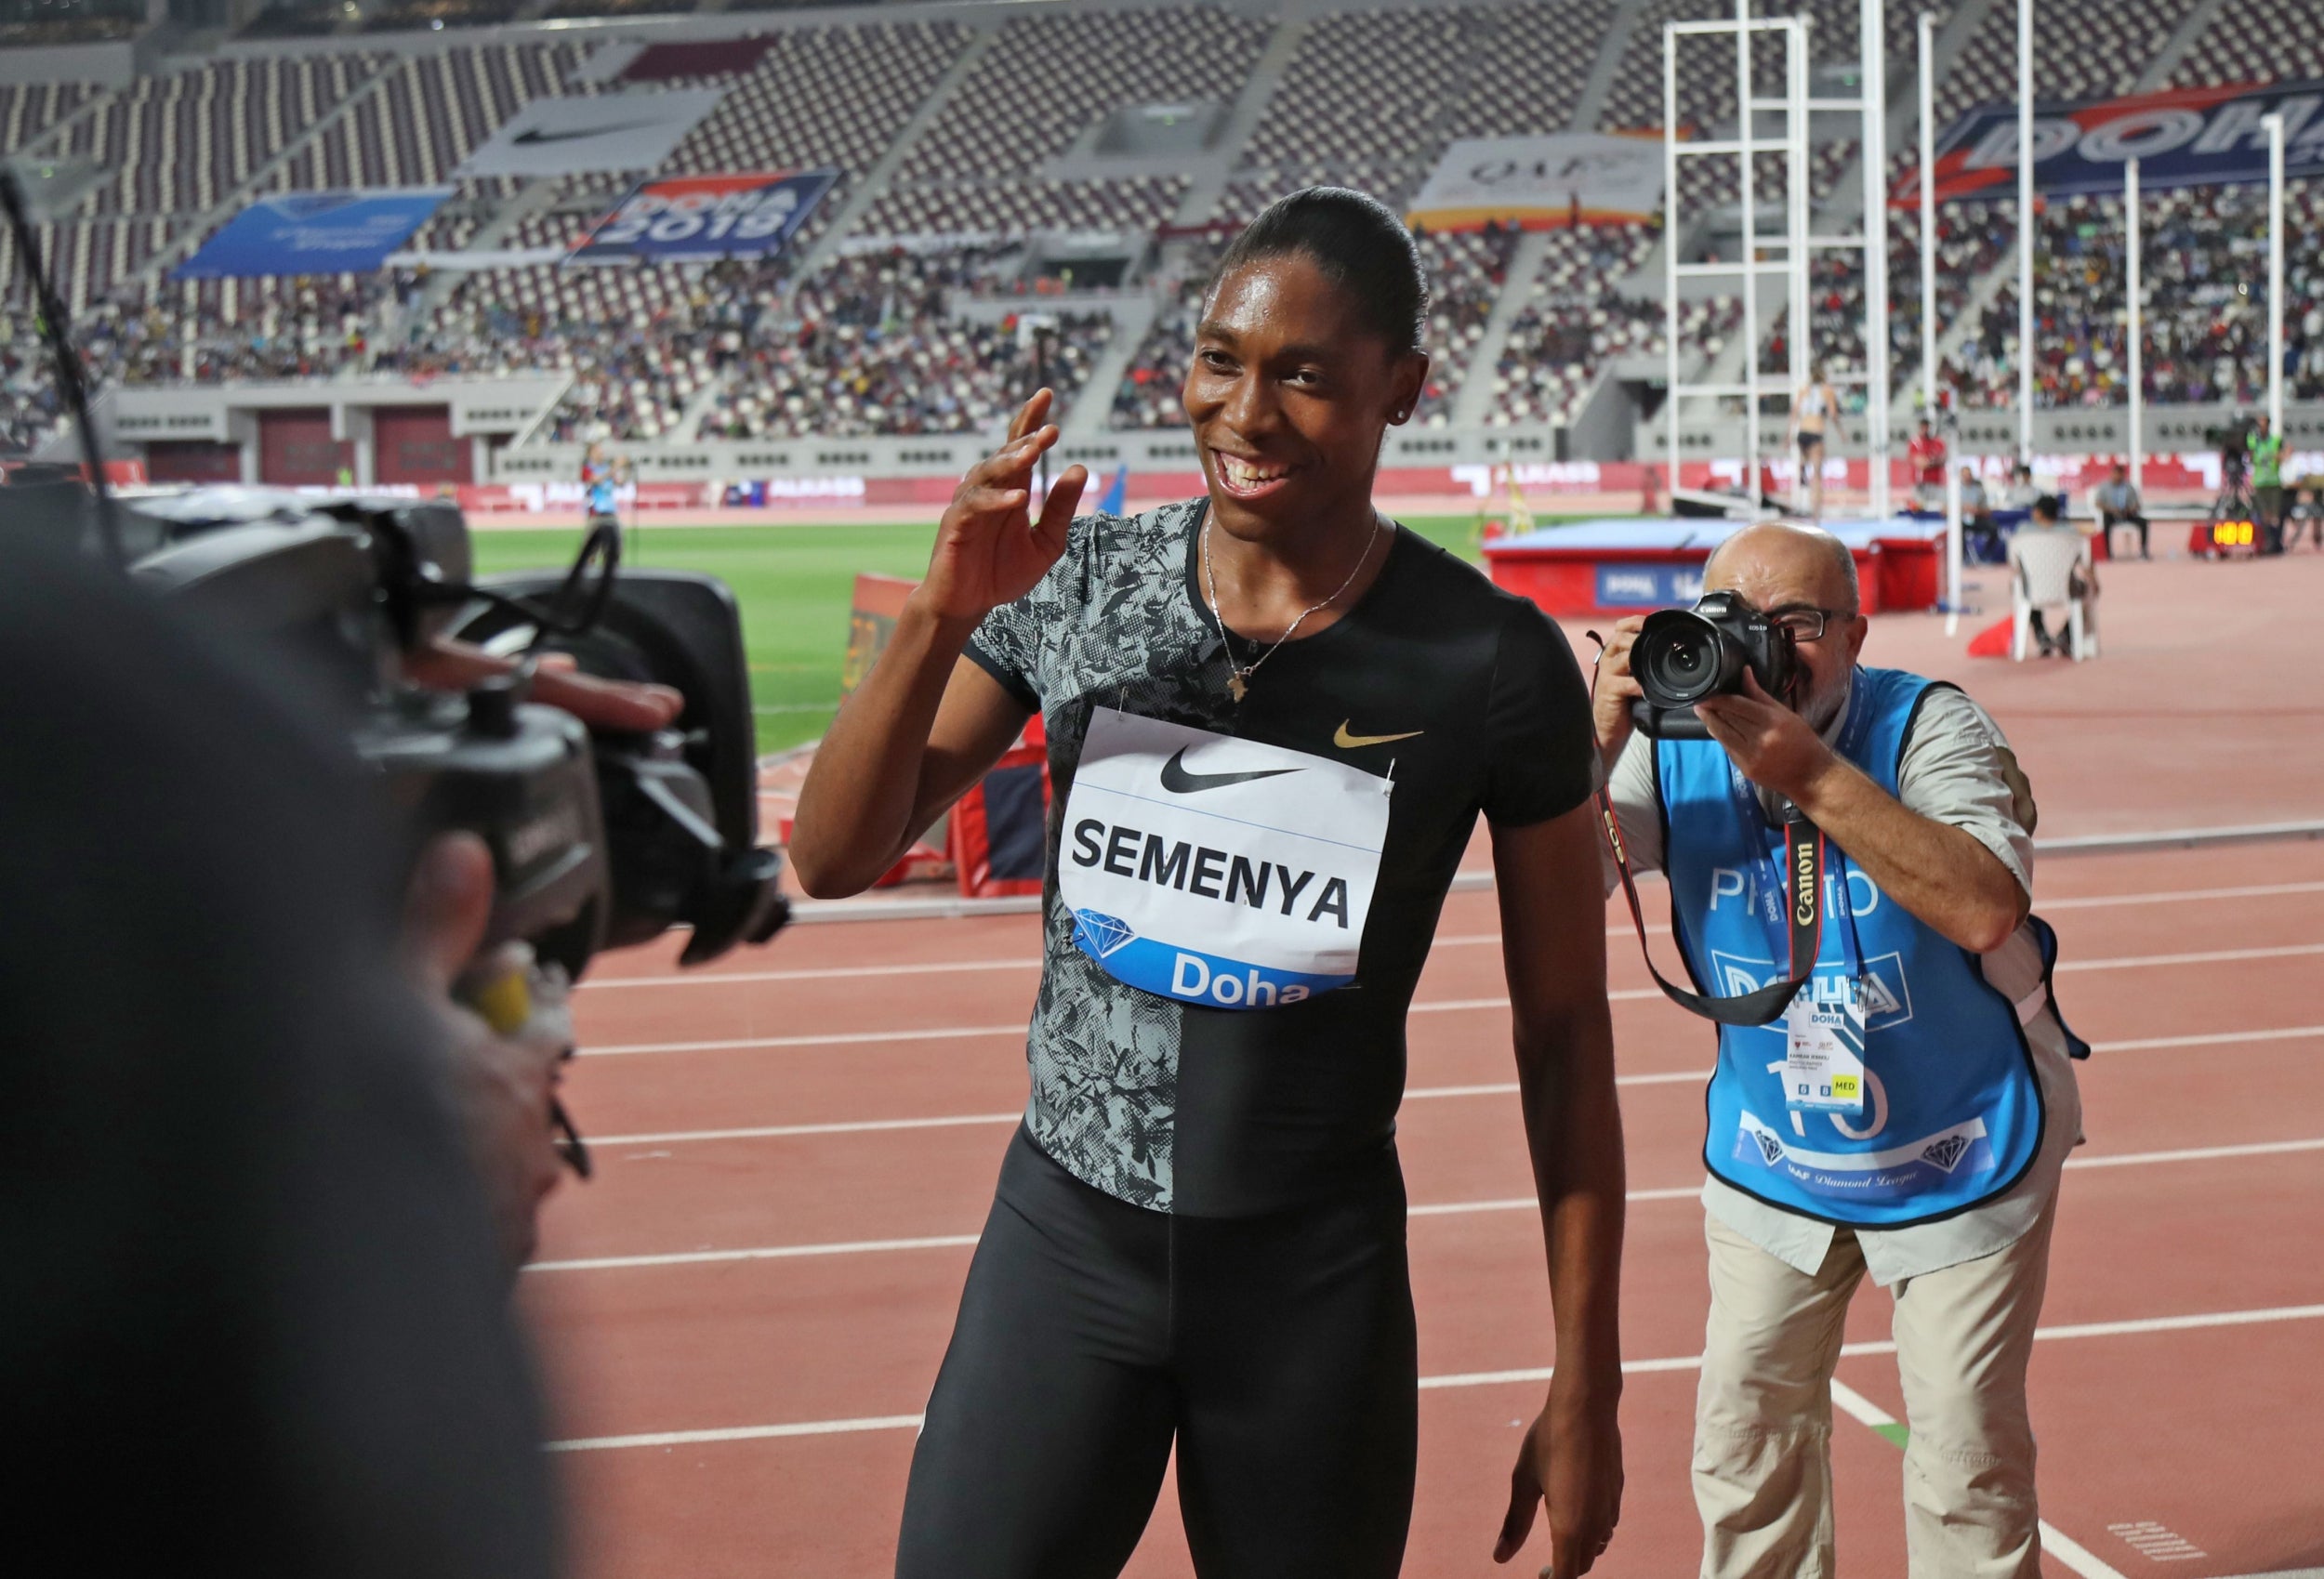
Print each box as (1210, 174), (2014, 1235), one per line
(2093, 461), (2148, 560)
(1789, 362), (1842, 520)
(581, 441), (622, 527)
(2248, 414), (2287, 553)
(1908, 417), (1947, 508)
(2000, 459), (2041, 511)
(1961, 465), (2001, 562)
(2010, 493), (2096, 658)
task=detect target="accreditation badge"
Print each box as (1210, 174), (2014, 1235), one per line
(1784, 971), (1868, 1113)
(1057, 708), (1391, 1010)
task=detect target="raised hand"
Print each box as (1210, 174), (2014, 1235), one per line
(916, 388), (1088, 624)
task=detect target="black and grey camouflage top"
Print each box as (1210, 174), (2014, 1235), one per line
(965, 496), (1597, 1217)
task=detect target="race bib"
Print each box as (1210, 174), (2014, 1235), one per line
(1058, 708), (1390, 1010)
(1785, 972), (1867, 1112)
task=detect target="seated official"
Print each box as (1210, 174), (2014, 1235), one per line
(2009, 494), (2096, 658)
(2092, 463), (2147, 560)
(1960, 467), (2002, 562)
(1593, 522), (2084, 1579)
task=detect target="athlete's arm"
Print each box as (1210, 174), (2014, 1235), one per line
(1695, 672), (2029, 953)
(1490, 802), (1626, 1578)
(790, 392), (1087, 897)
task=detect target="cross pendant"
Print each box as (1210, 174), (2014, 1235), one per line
(1227, 671), (1248, 703)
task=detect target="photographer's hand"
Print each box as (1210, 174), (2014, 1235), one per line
(407, 637), (682, 732)
(1693, 670), (1837, 806)
(1589, 615), (1647, 771)
(403, 833), (566, 1272)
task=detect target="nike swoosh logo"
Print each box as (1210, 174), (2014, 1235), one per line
(512, 121), (664, 146)
(1157, 746), (1301, 795)
(1333, 722), (1424, 749)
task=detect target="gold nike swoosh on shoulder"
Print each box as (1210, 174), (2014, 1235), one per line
(1333, 721), (1425, 749)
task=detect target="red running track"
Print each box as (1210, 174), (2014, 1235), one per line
(525, 555), (2324, 1577)
(523, 838), (2324, 1579)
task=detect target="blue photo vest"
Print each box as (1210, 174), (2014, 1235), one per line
(1657, 666), (2046, 1227)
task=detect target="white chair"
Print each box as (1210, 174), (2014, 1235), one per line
(2007, 529), (2099, 661)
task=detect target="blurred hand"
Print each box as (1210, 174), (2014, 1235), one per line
(1495, 1380), (1624, 1577)
(1589, 615), (1647, 769)
(406, 635), (684, 734)
(403, 832), (567, 1272)
(914, 388), (1088, 624)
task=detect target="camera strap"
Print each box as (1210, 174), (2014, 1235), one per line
(1596, 783), (1821, 1027)
(1587, 630), (1818, 1028)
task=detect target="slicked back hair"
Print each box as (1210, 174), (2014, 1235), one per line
(1208, 186), (1429, 358)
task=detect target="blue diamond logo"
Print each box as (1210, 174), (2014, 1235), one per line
(1074, 908), (1137, 959)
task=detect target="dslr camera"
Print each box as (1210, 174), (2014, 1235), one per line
(1629, 589), (1801, 740)
(121, 488), (790, 980)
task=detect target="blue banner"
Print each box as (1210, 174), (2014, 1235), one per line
(172, 189), (453, 280)
(1595, 562), (1705, 608)
(1905, 78), (2324, 204)
(568, 170), (838, 264)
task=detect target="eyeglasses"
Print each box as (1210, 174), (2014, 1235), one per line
(1765, 606), (1856, 642)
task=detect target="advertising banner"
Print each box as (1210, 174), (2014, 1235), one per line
(1407, 134), (1665, 230)
(567, 170), (838, 264)
(454, 88), (727, 178)
(1901, 78), (2324, 204)
(171, 189), (453, 280)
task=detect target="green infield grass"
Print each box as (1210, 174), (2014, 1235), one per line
(468, 512), (1576, 751)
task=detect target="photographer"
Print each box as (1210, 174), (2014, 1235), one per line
(1594, 521), (2083, 1579)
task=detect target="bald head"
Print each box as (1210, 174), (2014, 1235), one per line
(1702, 521), (1859, 614)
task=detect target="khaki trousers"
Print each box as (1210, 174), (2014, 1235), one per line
(1692, 1197), (2057, 1579)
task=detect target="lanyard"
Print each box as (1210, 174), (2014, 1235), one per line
(1589, 633), (1828, 1028)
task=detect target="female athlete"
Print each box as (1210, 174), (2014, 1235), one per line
(1790, 362), (1842, 520)
(792, 188), (1625, 1579)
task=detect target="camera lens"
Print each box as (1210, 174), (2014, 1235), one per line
(1634, 612), (1737, 706)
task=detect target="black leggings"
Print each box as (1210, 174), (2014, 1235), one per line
(895, 1128), (1418, 1579)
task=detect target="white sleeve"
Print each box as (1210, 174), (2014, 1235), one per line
(1895, 688), (2035, 896)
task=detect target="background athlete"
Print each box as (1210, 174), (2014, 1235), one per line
(792, 188), (1626, 1579)
(1789, 363), (1842, 520)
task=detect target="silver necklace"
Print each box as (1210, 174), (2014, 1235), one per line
(1200, 512), (1384, 703)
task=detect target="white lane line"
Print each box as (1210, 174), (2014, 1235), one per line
(574, 882), (2324, 990)
(2057, 941), (2324, 973)
(548, 1414), (927, 1453)
(581, 1027), (2324, 1141)
(524, 1136), (2324, 1273)
(1827, 1381), (2131, 1579)
(582, 1071), (1711, 1147)
(546, 1301), (2324, 1452)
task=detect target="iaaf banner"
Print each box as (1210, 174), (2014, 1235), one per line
(172, 189), (452, 279)
(455, 88), (726, 178)
(568, 170), (838, 264)
(1901, 78), (2324, 204)
(1407, 134), (1665, 230)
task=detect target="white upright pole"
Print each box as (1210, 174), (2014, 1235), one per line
(1862, 0), (1892, 520)
(1919, 12), (1938, 424)
(2266, 112), (2286, 434)
(1789, 19), (1809, 420)
(2016, 0), (2034, 462)
(1736, 2), (1762, 515)
(2126, 156), (2143, 498)
(1921, 12), (1956, 622)
(1665, 24), (1681, 508)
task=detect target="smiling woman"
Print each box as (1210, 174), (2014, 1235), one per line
(787, 187), (1629, 1579)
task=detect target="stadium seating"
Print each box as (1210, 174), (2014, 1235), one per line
(2172, 0), (2324, 84)
(1936, 179), (2324, 408)
(267, 43), (592, 193)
